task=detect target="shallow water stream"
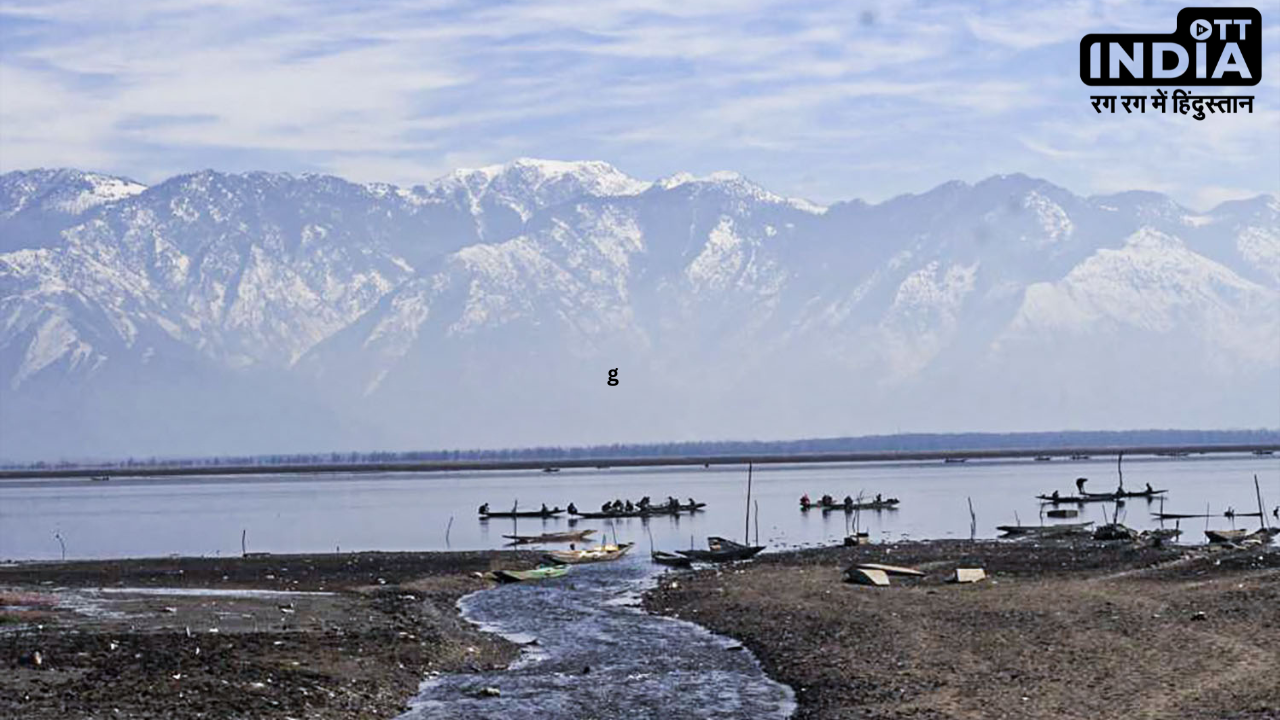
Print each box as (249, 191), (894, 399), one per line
(397, 557), (795, 720)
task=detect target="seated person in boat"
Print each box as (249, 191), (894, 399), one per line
(1145, 483), (1153, 493)
(601, 501), (612, 513)
(687, 497), (696, 508)
(479, 502), (490, 514)
(821, 494), (833, 506)
(668, 496), (679, 510)
(540, 503), (550, 514)
(638, 496), (651, 509)
(843, 495), (854, 508)
(624, 500), (635, 512)
(1051, 490), (1060, 500)
(800, 493), (811, 508)
(567, 502), (578, 514)
(875, 493), (883, 504)
(1076, 477), (1087, 493)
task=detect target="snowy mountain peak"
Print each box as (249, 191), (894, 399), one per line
(655, 170), (826, 214)
(0, 169), (146, 218)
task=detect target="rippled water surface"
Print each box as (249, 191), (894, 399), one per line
(398, 557), (794, 720)
(2, 455), (1276, 560)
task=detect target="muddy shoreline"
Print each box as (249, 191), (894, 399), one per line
(1, 551), (539, 719)
(644, 539), (1280, 720)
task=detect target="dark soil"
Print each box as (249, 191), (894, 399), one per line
(0, 550), (539, 719)
(643, 539), (1280, 720)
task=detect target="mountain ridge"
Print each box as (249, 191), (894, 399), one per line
(1, 161), (1276, 460)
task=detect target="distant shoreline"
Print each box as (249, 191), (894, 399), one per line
(1, 443), (1276, 481)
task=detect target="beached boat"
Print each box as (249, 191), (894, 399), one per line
(544, 542), (635, 565)
(676, 536), (765, 563)
(997, 522), (1093, 537)
(480, 508), (564, 518)
(492, 566), (570, 583)
(502, 529), (596, 545)
(1205, 529), (1249, 544)
(651, 550), (693, 568)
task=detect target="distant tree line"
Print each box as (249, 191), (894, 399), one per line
(2, 428), (1277, 470)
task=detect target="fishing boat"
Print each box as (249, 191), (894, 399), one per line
(491, 566), (570, 583)
(1081, 488), (1166, 499)
(676, 536), (765, 563)
(997, 522), (1093, 537)
(480, 507), (564, 518)
(1037, 494), (1123, 505)
(502, 529), (596, 545)
(812, 498), (900, 512)
(1034, 456), (1052, 462)
(544, 542), (635, 565)
(571, 502), (705, 519)
(651, 550), (693, 568)
(1045, 508), (1078, 519)
(1205, 529), (1249, 544)
(90, 475), (110, 482)
(944, 458), (967, 464)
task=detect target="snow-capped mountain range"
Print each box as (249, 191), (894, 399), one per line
(1, 160), (1276, 459)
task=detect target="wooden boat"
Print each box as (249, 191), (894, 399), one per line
(571, 503), (705, 519)
(676, 536), (765, 563)
(944, 458), (967, 464)
(544, 542), (635, 565)
(542, 467), (560, 473)
(997, 522), (1093, 537)
(1045, 508), (1078, 519)
(1034, 456), (1052, 461)
(502, 529), (596, 545)
(819, 498), (900, 513)
(492, 566), (570, 583)
(1081, 488), (1166, 499)
(1037, 494), (1123, 505)
(89, 475), (110, 482)
(1205, 529), (1248, 544)
(853, 562), (925, 577)
(651, 550), (693, 568)
(480, 508), (564, 518)
(1069, 454), (1091, 460)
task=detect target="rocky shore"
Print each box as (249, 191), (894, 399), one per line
(644, 539), (1280, 720)
(1, 550), (538, 719)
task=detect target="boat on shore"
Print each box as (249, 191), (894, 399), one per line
(676, 536), (765, 563)
(544, 542), (635, 565)
(502, 529), (596, 545)
(491, 566), (570, 583)
(651, 550), (693, 568)
(997, 522), (1093, 537)
(1205, 529), (1249, 544)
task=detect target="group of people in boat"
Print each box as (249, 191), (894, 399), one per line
(590, 496), (696, 514)
(477, 502), (555, 515)
(1048, 478), (1155, 500)
(800, 493), (886, 509)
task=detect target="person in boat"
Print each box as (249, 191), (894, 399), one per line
(638, 496), (650, 509)
(800, 493), (811, 508)
(1051, 490), (1060, 500)
(687, 498), (696, 508)
(843, 495), (854, 508)
(601, 501), (612, 513)
(624, 500), (634, 512)
(540, 503), (549, 514)
(821, 494), (833, 507)
(875, 493), (883, 504)
(1144, 482), (1153, 494)
(479, 502), (490, 514)
(1076, 477), (1087, 494)
(668, 496), (679, 511)
(567, 502), (578, 515)
(612, 499), (624, 512)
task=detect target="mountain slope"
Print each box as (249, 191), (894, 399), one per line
(0, 162), (1275, 459)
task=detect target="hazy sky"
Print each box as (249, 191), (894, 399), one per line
(2, 0), (1277, 209)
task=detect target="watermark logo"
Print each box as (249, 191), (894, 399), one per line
(1080, 7), (1261, 86)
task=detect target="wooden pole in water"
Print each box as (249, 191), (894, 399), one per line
(241, 528), (247, 557)
(967, 497), (976, 541)
(1117, 452), (1124, 491)
(744, 462), (753, 545)
(754, 499), (760, 546)
(446, 516), (454, 548)
(1255, 474), (1267, 531)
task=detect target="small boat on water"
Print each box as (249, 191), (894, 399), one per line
(944, 458), (967, 464)
(1034, 456), (1052, 462)
(491, 566), (570, 583)
(544, 542), (635, 565)
(676, 536), (765, 563)
(503, 529), (597, 545)
(90, 475), (110, 482)
(997, 522), (1093, 537)
(1069, 454), (1091, 460)
(480, 507), (564, 518)
(571, 502), (706, 519)
(1036, 494), (1117, 505)
(1081, 488), (1166, 499)
(651, 550), (693, 568)
(820, 498), (900, 513)
(542, 467), (560, 473)
(1045, 508), (1078, 519)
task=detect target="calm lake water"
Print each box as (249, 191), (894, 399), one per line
(2, 455), (1276, 561)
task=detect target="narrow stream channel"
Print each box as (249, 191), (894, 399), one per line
(397, 558), (795, 719)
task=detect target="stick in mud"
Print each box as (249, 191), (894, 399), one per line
(1255, 475), (1267, 531)
(967, 497), (976, 541)
(446, 515), (454, 548)
(241, 528), (247, 557)
(744, 462), (753, 545)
